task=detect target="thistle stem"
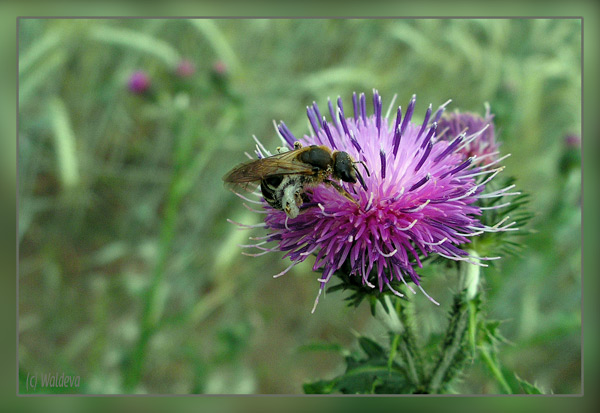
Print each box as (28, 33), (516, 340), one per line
(424, 289), (470, 393)
(458, 251), (511, 393)
(385, 296), (424, 389)
(123, 115), (193, 391)
(123, 172), (184, 391)
(396, 297), (425, 386)
(480, 346), (512, 394)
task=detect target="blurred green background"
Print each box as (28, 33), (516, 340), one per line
(18, 18), (581, 394)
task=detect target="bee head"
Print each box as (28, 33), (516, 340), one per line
(332, 151), (358, 183)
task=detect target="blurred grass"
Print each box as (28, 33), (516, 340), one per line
(17, 18), (581, 394)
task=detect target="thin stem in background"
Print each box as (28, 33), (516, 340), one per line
(123, 165), (185, 391)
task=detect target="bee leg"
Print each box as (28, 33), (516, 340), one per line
(277, 141), (303, 154)
(282, 182), (301, 219)
(294, 187), (304, 207)
(324, 179), (360, 205)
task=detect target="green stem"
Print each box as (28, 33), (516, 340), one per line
(424, 290), (470, 394)
(397, 298), (425, 385)
(480, 346), (512, 394)
(123, 159), (185, 392)
(385, 297), (424, 390)
(467, 300), (478, 355)
(398, 340), (421, 388)
(388, 333), (400, 370)
(461, 255), (481, 356)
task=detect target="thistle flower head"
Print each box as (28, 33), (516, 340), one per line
(564, 133), (581, 148)
(231, 91), (517, 312)
(127, 70), (150, 94)
(176, 59), (196, 77)
(213, 60), (228, 75)
(436, 104), (499, 166)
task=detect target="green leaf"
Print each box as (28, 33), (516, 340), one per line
(303, 335), (413, 394)
(303, 380), (336, 394)
(302, 67), (373, 93)
(88, 25), (180, 67)
(514, 374), (546, 394)
(49, 97), (80, 190)
(188, 19), (240, 73)
(358, 337), (386, 359)
(19, 30), (62, 76)
(296, 342), (345, 354)
(480, 318), (511, 347)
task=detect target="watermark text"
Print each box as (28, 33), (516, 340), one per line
(25, 372), (80, 391)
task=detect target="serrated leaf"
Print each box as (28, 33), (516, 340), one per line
(369, 296), (378, 316)
(515, 374), (545, 394)
(326, 283), (346, 293)
(303, 379), (337, 394)
(358, 337), (386, 359)
(304, 335), (413, 394)
(336, 360), (410, 394)
(480, 319), (510, 346)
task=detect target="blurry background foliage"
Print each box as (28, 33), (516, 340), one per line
(18, 18), (581, 394)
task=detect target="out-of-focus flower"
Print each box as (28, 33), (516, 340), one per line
(564, 133), (581, 148)
(127, 70), (150, 94)
(176, 59), (196, 77)
(560, 133), (581, 174)
(231, 91), (518, 312)
(212, 60), (228, 76)
(210, 60), (231, 95)
(436, 104), (499, 166)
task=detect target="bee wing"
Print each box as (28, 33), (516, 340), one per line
(222, 149), (315, 186)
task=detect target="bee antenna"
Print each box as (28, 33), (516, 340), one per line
(354, 160), (370, 177)
(352, 162), (369, 191)
(355, 169), (368, 191)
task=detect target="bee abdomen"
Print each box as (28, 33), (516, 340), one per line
(260, 175), (284, 209)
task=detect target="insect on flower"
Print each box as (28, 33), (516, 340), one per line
(226, 91), (519, 313)
(223, 142), (368, 219)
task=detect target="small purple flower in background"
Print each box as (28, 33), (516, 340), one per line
(212, 60), (228, 76)
(127, 70), (150, 94)
(436, 104), (500, 166)
(230, 91), (518, 312)
(564, 133), (580, 148)
(560, 133), (581, 175)
(176, 59), (196, 78)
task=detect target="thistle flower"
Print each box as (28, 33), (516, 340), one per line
(176, 59), (196, 77)
(231, 91), (518, 312)
(211, 60), (230, 93)
(212, 60), (228, 76)
(560, 133), (581, 175)
(436, 104), (500, 166)
(564, 133), (581, 148)
(127, 70), (150, 94)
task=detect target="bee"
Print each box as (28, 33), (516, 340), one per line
(223, 142), (367, 218)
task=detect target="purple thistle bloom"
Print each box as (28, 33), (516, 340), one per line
(176, 59), (196, 77)
(127, 70), (150, 94)
(212, 60), (228, 76)
(436, 104), (500, 166)
(564, 133), (581, 148)
(231, 91), (518, 312)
